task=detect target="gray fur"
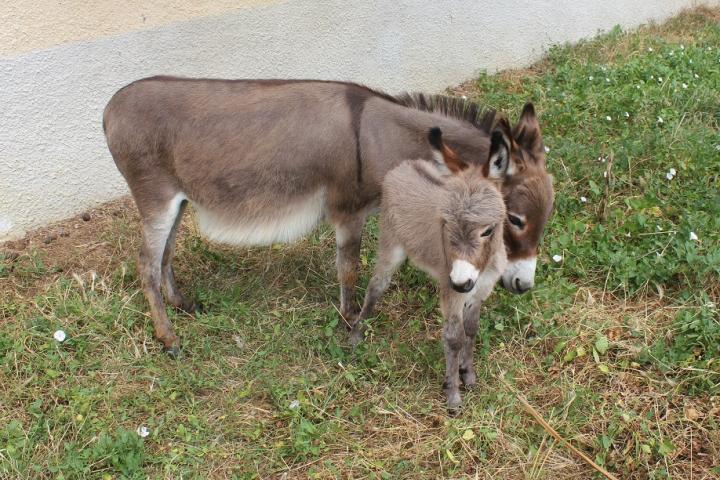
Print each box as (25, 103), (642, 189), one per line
(350, 159), (507, 410)
(103, 77), (552, 353)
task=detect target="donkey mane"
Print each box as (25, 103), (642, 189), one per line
(394, 92), (496, 133)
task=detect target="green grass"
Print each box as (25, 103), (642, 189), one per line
(2, 8), (719, 479)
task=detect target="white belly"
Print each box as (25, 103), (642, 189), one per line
(194, 189), (326, 246)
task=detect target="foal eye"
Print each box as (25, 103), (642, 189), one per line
(508, 214), (525, 229)
(480, 226), (495, 237)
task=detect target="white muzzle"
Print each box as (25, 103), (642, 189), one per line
(501, 257), (537, 294)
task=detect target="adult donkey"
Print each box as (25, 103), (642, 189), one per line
(103, 77), (553, 355)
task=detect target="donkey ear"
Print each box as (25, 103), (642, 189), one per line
(486, 129), (510, 179)
(428, 127), (467, 173)
(512, 102), (544, 158)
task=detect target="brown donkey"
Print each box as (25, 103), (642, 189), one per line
(354, 127), (508, 409)
(103, 77), (553, 355)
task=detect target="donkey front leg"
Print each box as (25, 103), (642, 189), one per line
(333, 214), (367, 328)
(440, 286), (468, 411)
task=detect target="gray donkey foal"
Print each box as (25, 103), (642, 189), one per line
(353, 128), (508, 410)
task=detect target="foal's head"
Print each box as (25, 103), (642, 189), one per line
(428, 128), (507, 294)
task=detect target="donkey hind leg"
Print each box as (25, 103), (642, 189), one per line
(348, 243), (406, 346)
(333, 214), (368, 328)
(160, 199), (199, 313)
(440, 287), (467, 411)
(138, 193), (187, 357)
(459, 300), (482, 388)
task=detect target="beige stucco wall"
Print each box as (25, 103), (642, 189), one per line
(1, 0), (717, 240)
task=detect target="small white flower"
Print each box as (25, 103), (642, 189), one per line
(605, 77), (610, 83)
(636, 85), (641, 89)
(136, 426), (150, 438)
(289, 399), (300, 410)
(658, 77), (663, 83)
(552, 254), (563, 263)
(689, 232), (699, 241)
(689, 59), (693, 64)
(680, 44), (685, 50)
(601, 66), (607, 71)
(656, 252), (663, 257)
(682, 83), (688, 89)
(580, 196), (588, 203)
(53, 330), (66, 342)
(657, 225), (662, 231)
(666, 172), (674, 180)
(650, 75), (655, 80)
(606, 115), (612, 121)
(669, 51), (674, 56)
(461, 95), (467, 100)
(708, 47), (712, 51)
(648, 47), (653, 52)
(715, 144), (720, 151)
(625, 232), (632, 238)
(624, 111), (630, 117)
(603, 171), (608, 178)
(544, 145), (550, 153)
(669, 168), (676, 175)
(657, 116), (664, 124)
(589, 75), (594, 80)
(694, 73), (699, 79)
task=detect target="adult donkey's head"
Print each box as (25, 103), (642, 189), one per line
(491, 103), (554, 294)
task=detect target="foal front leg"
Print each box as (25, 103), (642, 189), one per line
(440, 286), (468, 411)
(459, 299), (482, 388)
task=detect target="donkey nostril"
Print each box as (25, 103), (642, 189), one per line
(514, 278), (529, 294)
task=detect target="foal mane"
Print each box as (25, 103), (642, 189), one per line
(393, 92), (496, 134)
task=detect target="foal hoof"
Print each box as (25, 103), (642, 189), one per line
(459, 368), (477, 389)
(446, 395), (463, 415)
(164, 344), (183, 360)
(348, 326), (365, 347)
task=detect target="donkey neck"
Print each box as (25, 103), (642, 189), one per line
(361, 98), (491, 186)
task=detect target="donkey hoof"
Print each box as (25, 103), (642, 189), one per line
(348, 327), (365, 347)
(179, 300), (202, 314)
(164, 344), (183, 360)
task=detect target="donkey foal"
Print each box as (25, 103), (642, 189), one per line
(352, 128), (508, 410)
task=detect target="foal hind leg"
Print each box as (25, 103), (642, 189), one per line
(137, 192), (186, 356)
(349, 230), (406, 345)
(160, 200), (199, 313)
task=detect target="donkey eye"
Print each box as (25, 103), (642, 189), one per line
(480, 226), (495, 237)
(508, 214), (525, 229)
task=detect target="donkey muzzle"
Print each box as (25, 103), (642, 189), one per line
(501, 257), (537, 294)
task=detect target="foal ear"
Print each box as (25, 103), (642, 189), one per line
(486, 128), (510, 179)
(512, 102), (545, 159)
(428, 127), (467, 173)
